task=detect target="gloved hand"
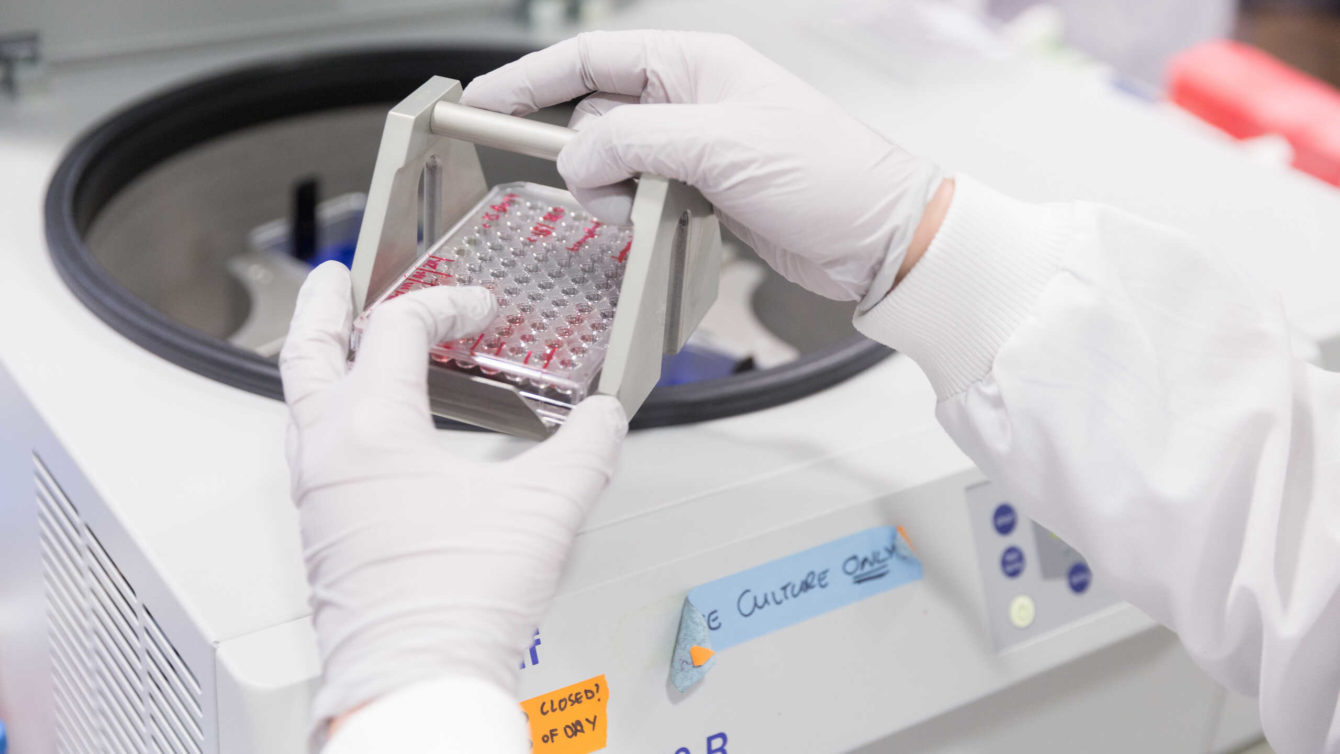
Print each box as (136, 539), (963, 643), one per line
(462, 30), (945, 305)
(278, 261), (628, 733)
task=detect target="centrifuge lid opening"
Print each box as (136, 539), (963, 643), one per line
(44, 46), (892, 430)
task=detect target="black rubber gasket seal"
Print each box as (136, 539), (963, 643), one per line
(44, 46), (892, 430)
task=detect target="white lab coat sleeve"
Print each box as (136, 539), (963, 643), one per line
(321, 676), (530, 753)
(854, 176), (1340, 754)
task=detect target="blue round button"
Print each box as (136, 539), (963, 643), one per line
(1000, 546), (1025, 578)
(1068, 562), (1092, 594)
(993, 503), (1017, 535)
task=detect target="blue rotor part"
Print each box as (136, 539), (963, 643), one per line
(658, 345), (742, 387)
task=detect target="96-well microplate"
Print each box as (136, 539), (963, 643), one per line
(357, 182), (632, 404)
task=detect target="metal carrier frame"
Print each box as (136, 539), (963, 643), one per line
(351, 76), (722, 438)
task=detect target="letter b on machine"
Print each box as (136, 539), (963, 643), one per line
(348, 76), (722, 438)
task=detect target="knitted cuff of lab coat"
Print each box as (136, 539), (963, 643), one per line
(853, 176), (1069, 400)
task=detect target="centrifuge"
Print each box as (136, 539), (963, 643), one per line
(4, 1), (1340, 752)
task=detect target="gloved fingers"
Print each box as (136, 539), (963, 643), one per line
(569, 92), (638, 130)
(280, 261), (355, 428)
(570, 184), (636, 226)
(517, 396), (628, 515)
(352, 286), (497, 402)
(461, 30), (712, 115)
(283, 421), (306, 500)
(567, 94), (640, 223)
(558, 102), (727, 191)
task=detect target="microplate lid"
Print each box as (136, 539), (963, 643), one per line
(355, 182), (632, 406)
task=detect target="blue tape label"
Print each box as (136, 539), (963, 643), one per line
(689, 525), (921, 650)
(670, 526), (921, 691)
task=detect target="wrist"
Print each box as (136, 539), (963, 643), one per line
(323, 676), (530, 754)
(897, 177), (955, 286)
(317, 614), (524, 740)
(306, 540), (530, 730)
(855, 167), (950, 313)
(852, 176), (1068, 398)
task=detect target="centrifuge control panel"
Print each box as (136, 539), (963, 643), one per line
(965, 480), (1119, 650)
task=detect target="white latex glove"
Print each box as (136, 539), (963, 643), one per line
(278, 261), (628, 734)
(461, 30), (944, 306)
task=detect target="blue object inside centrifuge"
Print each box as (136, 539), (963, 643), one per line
(658, 345), (745, 387)
(310, 240), (357, 268)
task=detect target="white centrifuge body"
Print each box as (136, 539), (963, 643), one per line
(5, 1), (1340, 752)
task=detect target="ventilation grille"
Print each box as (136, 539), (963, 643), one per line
(37, 455), (205, 754)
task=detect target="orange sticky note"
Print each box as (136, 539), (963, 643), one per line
(690, 646), (714, 667)
(520, 674), (609, 754)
